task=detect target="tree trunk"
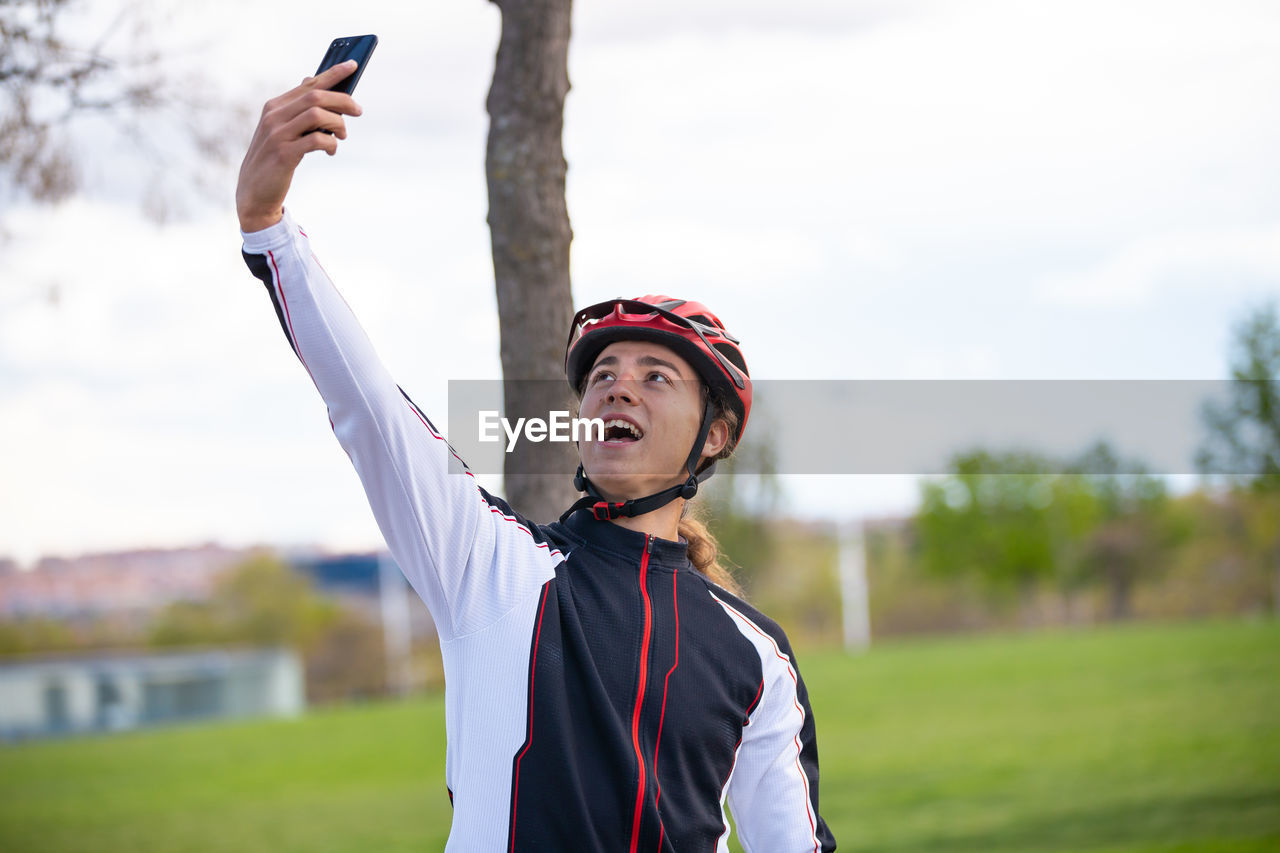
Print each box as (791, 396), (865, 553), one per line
(1108, 571), (1134, 621)
(485, 0), (580, 521)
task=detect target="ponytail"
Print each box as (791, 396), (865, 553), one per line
(679, 386), (747, 597)
(679, 502), (745, 598)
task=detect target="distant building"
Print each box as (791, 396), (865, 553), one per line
(293, 552), (383, 596)
(0, 546), (437, 642)
(0, 647), (303, 741)
(290, 551), (437, 694)
(0, 544), (261, 619)
(291, 551), (436, 637)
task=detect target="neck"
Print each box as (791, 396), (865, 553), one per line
(609, 498), (685, 541)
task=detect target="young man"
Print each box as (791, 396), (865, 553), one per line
(237, 62), (835, 852)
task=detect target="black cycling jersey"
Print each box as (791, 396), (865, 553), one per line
(242, 211), (836, 851)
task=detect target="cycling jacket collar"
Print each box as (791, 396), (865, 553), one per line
(561, 507), (690, 571)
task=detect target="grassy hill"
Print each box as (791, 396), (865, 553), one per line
(2, 618), (1276, 852)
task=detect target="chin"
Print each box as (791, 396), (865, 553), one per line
(580, 446), (685, 499)
(580, 468), (676, 502)
(582, 473), (639, 502)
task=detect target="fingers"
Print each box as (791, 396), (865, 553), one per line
(308, 59), (360, 91)
(264, 64), (363, 124)
(255, 86), (361, 160)
(289, 129), (340, 160)
(280, 99), (350, 141)
(266, 86), (362, 124)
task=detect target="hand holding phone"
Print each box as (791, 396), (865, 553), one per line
(315, 35), (378, 95)
(235, 54), (369, 232)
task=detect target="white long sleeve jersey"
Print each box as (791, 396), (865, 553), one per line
(241, 211), (835, 852)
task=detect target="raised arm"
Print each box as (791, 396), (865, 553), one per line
(235, 66), (563, 641)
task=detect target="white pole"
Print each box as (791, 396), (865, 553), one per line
(378, 551), (414, 694)
(838, 520), (871, 652)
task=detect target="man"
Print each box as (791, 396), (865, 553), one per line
(237, 61), (835, 851)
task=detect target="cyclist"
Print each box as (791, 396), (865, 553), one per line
(236, 61), (835, 852)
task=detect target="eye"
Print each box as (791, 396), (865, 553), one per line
(647, 371), (671, 384)
(589, 368), (614, 386)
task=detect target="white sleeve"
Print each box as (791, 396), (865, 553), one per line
(240, 211), (563, 641)
(712, 593), (833, 852)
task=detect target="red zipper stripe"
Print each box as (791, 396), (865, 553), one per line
(268, 250), (315, 386)
(653, 569), (680, 848)
(627, 537), (654, 853)
(509, 586), (552, 852)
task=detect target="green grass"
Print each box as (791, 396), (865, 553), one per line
(1, 618), (1276, 852)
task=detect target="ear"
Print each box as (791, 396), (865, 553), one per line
(700, 417), (731, 462)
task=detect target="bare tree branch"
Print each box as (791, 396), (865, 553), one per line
(0, 0), (246, 220)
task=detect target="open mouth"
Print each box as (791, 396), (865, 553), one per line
(602, 418), (644, 443)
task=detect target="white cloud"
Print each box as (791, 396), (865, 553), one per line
(572, 0), (934, 43)
(1036, 224), (1280, 308)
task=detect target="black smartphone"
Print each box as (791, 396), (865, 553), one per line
(315, 34), (378, 95)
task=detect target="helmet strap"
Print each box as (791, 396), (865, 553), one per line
(561, 399), (718, 523)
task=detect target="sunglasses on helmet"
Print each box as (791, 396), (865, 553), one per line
(567, 298), (747, 390)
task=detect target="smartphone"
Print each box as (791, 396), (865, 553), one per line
(315, 34), (378, 95)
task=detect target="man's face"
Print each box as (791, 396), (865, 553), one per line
(576, 340), (726, 502)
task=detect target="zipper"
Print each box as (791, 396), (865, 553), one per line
(628, 534), (655, 853)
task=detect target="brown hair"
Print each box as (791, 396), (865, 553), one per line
(682, 387), (745, 597)
(679, 501), (745, 598)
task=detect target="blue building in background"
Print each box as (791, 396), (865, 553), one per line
(289, 551), (434, 695)
(293, 552), (381, 595)
(0, 647), (303, 741)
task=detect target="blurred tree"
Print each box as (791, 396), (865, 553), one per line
(302, 608), (387, 704)
(916, 450), (1082, 607)
(701, 419), (784, 595)
(918, 443), (1190, 622)
(1066, 442), (1186, 620)
(704, 432), (843, 644)
(0, 0), (243, 221)
(1198, 301), (1280, 612)
(148, 554), (334, 649)
(148, 554), (400, 703)
(146, 599), (230, 648)
(1198, 302), (1280, 490)
(1207, 490), (1280, 614)
(485, 0), (579, 520)
(214, 554), (334, 647)
(0, 617), (77, 655)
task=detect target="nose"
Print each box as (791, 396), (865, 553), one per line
(606, 383), (636, 406)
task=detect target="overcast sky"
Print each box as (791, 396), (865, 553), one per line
(1, 0), (1277, 565)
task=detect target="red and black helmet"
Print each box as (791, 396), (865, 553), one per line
(564, 295), (752, 444)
